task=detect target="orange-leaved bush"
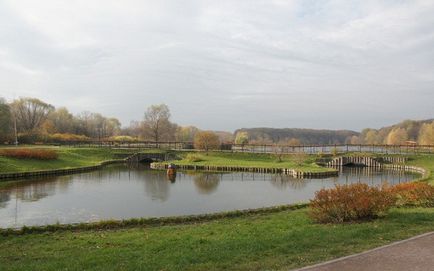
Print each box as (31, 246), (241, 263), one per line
(0, 148), (58, 160)
(388, 182), (434, 207)
(310, 183), (394, 223)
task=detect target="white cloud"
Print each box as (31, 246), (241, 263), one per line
(1, 0), (433, 131)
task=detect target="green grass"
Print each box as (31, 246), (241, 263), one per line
(166, 151), (333, 172)
(0, 147), (123, 173)
(0, 207), (433, 271)
(407, 154), (434, 185)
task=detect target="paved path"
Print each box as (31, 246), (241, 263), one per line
(293, 232), (434, 271)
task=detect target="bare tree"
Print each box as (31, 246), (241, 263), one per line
(143, 104), (175, 142)
(11, 97), (54, 132)
(175, 125), (200, 142)
(46, 107), (74, 134)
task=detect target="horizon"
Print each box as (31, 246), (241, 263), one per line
(2, 0), (434, 131)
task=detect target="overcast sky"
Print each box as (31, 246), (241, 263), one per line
(1, 0), (433, 132)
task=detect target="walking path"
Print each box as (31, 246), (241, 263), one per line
(293, 232), (434, 271)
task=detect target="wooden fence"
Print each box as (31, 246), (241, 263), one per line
(25, 141), (434, 154)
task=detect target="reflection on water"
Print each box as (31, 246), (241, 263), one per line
(270, 175), (308, 190)
(193, 174), (220, 194)
(0, 164), (419, 228)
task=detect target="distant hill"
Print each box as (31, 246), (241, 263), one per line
(234, 128), (359, 145)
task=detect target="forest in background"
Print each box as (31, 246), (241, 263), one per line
(235, 119), (434, 145)
(0, 96), (433, 145)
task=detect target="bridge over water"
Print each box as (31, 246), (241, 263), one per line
(326, 156), (407, 167)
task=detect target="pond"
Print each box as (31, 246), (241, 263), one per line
(0, 164), (419, 228)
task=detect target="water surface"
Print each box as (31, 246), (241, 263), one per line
(0, 164), (418, 228)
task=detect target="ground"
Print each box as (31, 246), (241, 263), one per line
(0, 147), (433, 270)
(0, 208), (433, 271)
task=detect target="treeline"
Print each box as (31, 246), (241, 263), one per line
(354, 119), (434, 145)
(0, 97), (122, 143)
(1, 96), (433, 145)
(0, 97), (232, 144)
(234, 128), (359, 145)
(234, 119), (434, 145)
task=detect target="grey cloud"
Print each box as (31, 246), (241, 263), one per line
(1, 0), (433, 131)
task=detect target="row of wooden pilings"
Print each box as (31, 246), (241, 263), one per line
(150, 163), (339, 178)
(327, 157), (383, 168)
(383, 164), (428, 178)
(377, 156), (407, 164)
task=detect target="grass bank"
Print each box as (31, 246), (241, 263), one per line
(0, 147), (168, 174)
(0, 147), (123, 174)
(407, 154), (434, 185)
(0, 207), (433, 271)
(160, 151), (334, 173)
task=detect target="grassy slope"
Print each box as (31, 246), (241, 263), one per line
(0, 208), (433, 271)
(166, 152), (333, 172)
(0, 147), (123, 173)
(407, 154), (434, 185)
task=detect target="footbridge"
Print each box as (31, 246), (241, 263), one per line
(125, 152), (174, 163)
(326, 156), (407, 168)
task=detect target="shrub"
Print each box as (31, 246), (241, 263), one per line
(185, 153), (203, 162)
(310, 183), (394, 223)
(17, 132), (44, 144)
(0, 148), (58, 160)
(109, 135), (137, 142)
(47, 133), (90, 142)
(388, 182), (434, 207)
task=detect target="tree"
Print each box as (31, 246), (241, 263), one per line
(194, 131), (220, 153)
(349, 135), (361, 144)
(234, 131), (249, 145)
(287, 138), (301, 146)
(143, 104), (175, 142)
(0, 98), (12, 142)
(418, 121), (434, 145)
(11, 97), (54, 133)
(105, 118), (122, 137)
(386, 128), (408, 145)
(364, 130), (380, 144)
(46, 107), (74, 134)
(175, 126), (200, 142)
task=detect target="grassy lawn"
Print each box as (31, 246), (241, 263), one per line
(165, 151), (334, 172)
(0, 147), (126, 173)
(0, 207), (432, 271)
(407, 154), (434, 185)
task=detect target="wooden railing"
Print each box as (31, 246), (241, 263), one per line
(33, 141), (434, 154)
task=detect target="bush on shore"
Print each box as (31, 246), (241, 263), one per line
(310, 183), (394, 223)
(388, 182), (434, 207)
(0, 148), (58, 160)
(310, 181), (434, 223)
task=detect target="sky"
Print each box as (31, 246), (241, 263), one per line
(1, 0), (434, 132)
